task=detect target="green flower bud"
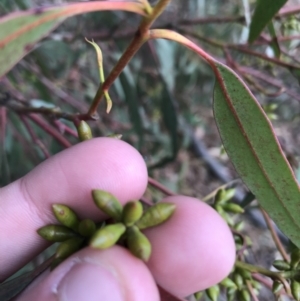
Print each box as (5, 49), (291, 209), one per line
(226, 287), (236, 301)
(122, 201), (143, 227)
(220, 277), (237, 289)
(194, 291), (203, 300)
(238, 289), (251, 301)
(77, 120), (92, 141)
(272, 260), (291, 271)
(90, 223), (126, 249)
(222, 203), (244, 214)
(92, 190), (123, 221)
(214, 188), (226, 205)
(52, 204), (80, 232)
(217, 208), (234, 226)
(215, 188), (235, 205)
(237, 268), (252, 280)
(272, 280), (283, 294)
(206, 285), (220, 301)
(126, 226), (152, 261)
(291, 249), (300, 269)
(234, 221), (245, 231)
(55, 237), (84, 260)
(78, 219), (96, 237)
(292, 280), (300, 301)
(37, 225), (77, 242)
(135, 203), (176, 230)
(233, 273), (244, 290)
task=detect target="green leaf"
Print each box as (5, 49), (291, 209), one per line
(119, 69), (144, 149)
(0, 2), (145, 77)
(213, 61), (300, 247)
(267, 21), (281, 58)
(151, 77), (178, 168)
(248, 0), (287, 43)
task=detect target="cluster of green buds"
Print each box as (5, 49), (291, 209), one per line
(213, 188), (244, 227)
(194, 267), (260, 301)
(37, 190), (176, 269)
(272, 250), (300, 300)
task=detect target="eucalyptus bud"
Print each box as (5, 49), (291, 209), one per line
(77, 120), (92, 141)
(194, 291), (203, 300)
(238, 289), (251, 301)
(78, 219), (96, 237)
(233, 273), (244, 290)
(214, 188), (227, 205)
(126, 226), (152, 261)
(222, 203), (244, 214)
(291, 280), (300, 301)
(206, 285), (220, 301)
(90, 223), (126, 249)
(37, 225), (77, 242)
(272, 280), (283, 294)
(55, 237), (84, 260)
(92, 190), (123, 221)
(234, 221), (245, 231)
(52, 204), (80, 232)
(215, 188), (235, 205)
(272, 260), (290, 271)
(220, 277), (237, 289)
(226, 287), (236, 301)
(122, 201), (143, 227)
(237, 268), (252, 280)
(136, 203), (176, 230)
(291, 249), (300, 269)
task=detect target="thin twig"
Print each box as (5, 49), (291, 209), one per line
(19, 115), (50, 159)
(148, 177), (175, 196)
(260, 208), (289, 262)
(27, 114), (72, 148)
(88, 0), (171, 116)
(246, 280), (260, 301)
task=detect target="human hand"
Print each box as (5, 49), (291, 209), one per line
(0, 138), (235, 301)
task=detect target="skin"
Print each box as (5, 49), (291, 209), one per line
(0, 138), (236, 301)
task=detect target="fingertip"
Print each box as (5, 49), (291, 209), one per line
(15, 247), (159, 301)
(144, 196), (236, 297)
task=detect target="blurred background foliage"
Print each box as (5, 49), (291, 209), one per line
(0, 0), (300, 201)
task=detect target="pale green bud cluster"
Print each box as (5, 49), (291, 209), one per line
(37, 189), (176, 268)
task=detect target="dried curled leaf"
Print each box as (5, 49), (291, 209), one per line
(136, 202), (176, 230)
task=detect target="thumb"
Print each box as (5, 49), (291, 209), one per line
(15, 246), (159, 301)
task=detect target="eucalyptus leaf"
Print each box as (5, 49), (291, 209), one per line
(213, 61), (300, 247)
(0, 1), (145, 77)
(248, 0), (287, 43)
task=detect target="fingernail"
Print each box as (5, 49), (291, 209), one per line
(57, 263), (124, 301)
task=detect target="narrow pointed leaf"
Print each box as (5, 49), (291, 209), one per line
(212, 61), (300, 247)
(0, 1), (145, 77)
(248, 0), (287, 43)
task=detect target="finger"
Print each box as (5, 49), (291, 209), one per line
(144, 196), (236, 298)
(0, 138), (148, 281)
(14, 246), (159, 301)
